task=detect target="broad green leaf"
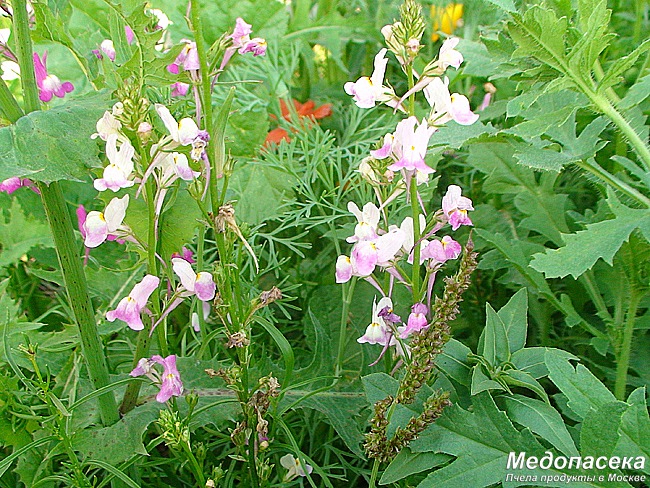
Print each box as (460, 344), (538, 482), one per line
(380, 448), (451, 485)
(497, 289), (528, 353)
(580, 401), (626, 457)
(613, 388), (650, 474)
(530, 197), (650, 279)
(545, 350), (615, 420)
(502, 369), (548, 403)
(428, 121), (496, 150)
(471, 366), (504, 396)
(73, 401), (162, 464)
(410, 392), (603, 488)
(501, 395), (578, 457)
(0, 199), (53, 267)
(0, 93), (109, 182)
(436, 338), (472, 387)
(226, 108), (270, 157)
(510, 347), (578, 379)
(479, 304), (510, 365)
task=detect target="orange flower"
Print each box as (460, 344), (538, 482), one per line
(264, 99), (332, 147)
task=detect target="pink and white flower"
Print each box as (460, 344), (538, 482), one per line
(155, 104), (200, 146)
(83, 195), (129, 248)
(438, 37), (463, 70)
(280, 454), (313, 481)
(358, 297), (394, 345)
(172, 257), (216, 302)
(167, 40), (200, 73)
(91, 111), (122, 141)
(387, 117), (436, 177)
(346, 201), (380, 243)
(350, 227), (405, 277)
(421, 235), (462, 263)
(130, 354), (183, 403)
(229, 18), (267, 56)
(442, 185), (473, 231)
(94, 135), (135, 192)
(424, 77), (478, 126)
(106, 274), (160, 331)
(400, 302), (429, 338)
(33, 52), (74, 102)
(344, 48), (391, 109)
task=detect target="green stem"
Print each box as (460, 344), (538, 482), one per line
(410, 181), (421, 303)
(119, 330), (152, 414)
(335, 277), (357, 378)
(368, 458), (381, 488)
(406, 63), (416, 117)
(575, 160), (650, 208)
(0, 77), (24, 122)
(614, 291), (641, 400)
(180, 441), (206, 486)
(12, 1), (118, 425)
(593, 94), (650, 172)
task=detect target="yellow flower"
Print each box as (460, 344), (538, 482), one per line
(431, 3), (464, 42)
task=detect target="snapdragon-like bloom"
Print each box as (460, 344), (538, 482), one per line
(93, 39), (116, 61)
(350, 227), (405, 277)
(280, 454), (313, 481)
(91, 111), (122, 141)
(171, 82), (190, 97)
(424, 77), (478, 126)
(400, 302), (429, 338)
(0, 177), (38, 194)
(421, 235), (462, 263)
(171, 246), (196, 264)
(229, 18), (267, 56)
(94, 135), (135, 192)
(438, 37), (463, 70)
(83, 195), (129, 248)
(172, 257), (216, 302)
(167, 40), (200, 73)
(346, 201), (380, 243)
(335, 255), (353, 283)
(155, 104), (200, 146)
(106, 274), (160, 330)
(33, 52), (74, 102)
(442, 185), (473, 230)
(344, 48), (390, 109)
(358, 297), (394, 345)
(387, 117), (436, 177)
(130, 354), (183, 403)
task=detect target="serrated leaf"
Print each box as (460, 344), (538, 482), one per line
(429, 121), (496, 149)
(600, 40), (650, 93)
(0, 199), (53, 267)
(545, 350), (615, 420)
(380, 448), (451, 485)
(530, 197), (650, 279)
(0, 93), (109, 182)
(502, 395), (578, 457)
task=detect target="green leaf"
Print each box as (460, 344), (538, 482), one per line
(73, 401), (162, 464)
(530, 196), (650, 279)
(619, 74), (650, 110)
(479, 304), (510, 365)
(0, 93), (109, 182)
(226, 108), (270, 157)
(429, 121), (496, 150)
(501, 394), (579, 457)
(380, 448), (452, 485)
(483, 0), (517, 13)
(600, 40), (650, 94)
(502, 369), (549, 403)
(0, 199), (53, 267)
(511, 347), (578, 379)
(498, 289), (528, 353)
(410, 392), (597, 488)
(568, 0), (613, 74)
(471, 366), (505, 395)
(436, 339), (472, 387)
(613, 388), (650, 474)
(545, 350), (615, 420)
(580, 401), (627, 457)
(508, 8), (568, 74)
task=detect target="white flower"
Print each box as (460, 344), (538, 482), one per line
(280, 454), (313, 481)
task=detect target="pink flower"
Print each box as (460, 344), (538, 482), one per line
(83, 195), (129, 248)
(387, 117), (435, 177)
(400, 302), (429, 338)
(0, 177), (38, 194)
(155, 104), (200, 146)
(152, 355), (183, 402)
(421, 236), (462, 263)
(93, 40), (116, 61)
(94, 135), (135, 192)
(229, 18), (267, 56)
(91, 111), (122, 141)
(168, 40), (200, 73)
(335, 255), (353, 283)
(171, 82), (190, 97)
(130, 354), (183, 403)
(344, 48), (390, 109)
(240, 38), (267, 56)
(350, 227), (405, 277)
(171, 246), (195, 264)
(33, 52), (74, 102)
(172, 257), (216, 302)
(106, 274), (160, 331)
(358, 297), (394, 345)
(442, 185), (473, 231)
